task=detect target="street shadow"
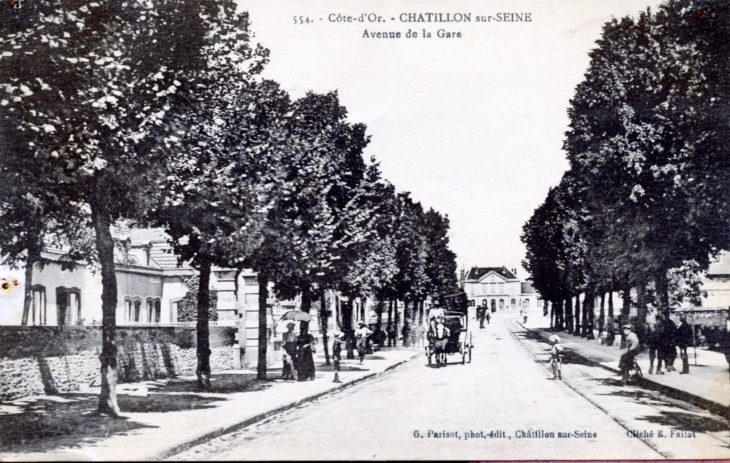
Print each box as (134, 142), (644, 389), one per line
(594, 378), (697, 410)
(518, 330), (546, 342)
(636, 410), (730, 433)
(316, 365), (368, 372)
(0, 393), (155, 454)
(117, 393), (227, 413)
(147, 373), (270, 395)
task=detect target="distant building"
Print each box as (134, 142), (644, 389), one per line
(700, 251), (730, 309)
(460, 266), (542, 316)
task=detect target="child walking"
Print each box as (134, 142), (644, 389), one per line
(549, 335), (563, 380)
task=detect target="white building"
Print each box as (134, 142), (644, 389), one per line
(461, 266), (542, 318)
(0, 228), (241, 327)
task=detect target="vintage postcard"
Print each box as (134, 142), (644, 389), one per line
(0, 0), (729, 460)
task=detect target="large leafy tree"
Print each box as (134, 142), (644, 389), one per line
(154, 68), (285, 389)
(0, 0), (258, 415)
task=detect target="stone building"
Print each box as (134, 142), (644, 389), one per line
(460, 266), (543, 318)
(0, 228), (241, 327)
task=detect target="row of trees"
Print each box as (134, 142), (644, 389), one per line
(0, 0), (459, 415)
(521, 0), (730, 340)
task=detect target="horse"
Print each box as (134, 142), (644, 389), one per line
(432, 321), (450, 367)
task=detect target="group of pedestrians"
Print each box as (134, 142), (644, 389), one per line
(281, 321), (316, 381)
(646, 312), (694, 376)
(477, 304), (491, 329)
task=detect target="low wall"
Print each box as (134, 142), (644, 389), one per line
(0, 326), (237, 401)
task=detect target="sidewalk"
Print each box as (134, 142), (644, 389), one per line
(518, 313), (730, 412)
(0, 347), (420, 461)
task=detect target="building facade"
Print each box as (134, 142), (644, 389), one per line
(0, 228), (241, 327)
(461, 266), (542, 318)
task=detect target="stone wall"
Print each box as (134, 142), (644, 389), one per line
(0, 326), (237, 401)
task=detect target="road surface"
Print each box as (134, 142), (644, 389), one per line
(171, 313), (730, 460)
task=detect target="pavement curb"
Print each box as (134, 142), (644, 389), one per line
(517, 321), (730, 419)
(154, 351), (420, 460)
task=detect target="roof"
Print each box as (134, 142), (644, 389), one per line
(464, 266), (518, 282)
(130, 228), (193, 270)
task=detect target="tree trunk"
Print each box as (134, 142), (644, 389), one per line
(92, 208), (120, 416)
(599, 292), (606, 339)
(565, 296), (573, 333)
(257, 276), (268, 380)
(607, 291), (615, 346)
(376, 297), (384, 330)
(620, 282), (631, 324)
(620, 282), (631, 348)
(21, 244), (40, 326)
(585, 291), (595, 339)
(342, 298), (355, 359)
(636, 281), (648, 344)
(320, 289), (330, 366)
(549, 301), (554, 329)
(655, 269), (670, 317)
(388, 299), (394, 327)
(196, 260), (212, 390)
(299, 285), (312, 335)
(336, 295), (342, 331)
(394, 299), (400, 343)
(573, 294), (581, 336)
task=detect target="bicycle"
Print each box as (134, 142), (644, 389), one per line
(625, 358), (643, 384)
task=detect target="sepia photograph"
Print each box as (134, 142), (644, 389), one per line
(0, 0), (729, 460)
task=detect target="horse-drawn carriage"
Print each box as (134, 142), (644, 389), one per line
(425, 309), (473, 367)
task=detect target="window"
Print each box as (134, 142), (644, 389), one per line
(146, 298), (161, 323)
(511, 299), (516, 309)
(31, 285), (46, 326)
(125, 299), (133, 323)
(499, 299), (504, 310)
(124, 296), (143, 323)
(170, 298), (182, 323)
(56, 287), (81, 326)
(146, 299), (154, 323)
(525, 299), (530, 308)
(498, 283), (504, 294)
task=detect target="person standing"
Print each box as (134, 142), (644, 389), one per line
(647, 313), (661, 375)
(477, 305), (486, 329)
(281, 322), (298, 380)
(401, 322), (410, 347)
(332, 332), (344, 377)
(386, 323), (396, 347)
(676, 313), (693, 375)
(296, 331), (316, 381)
(355, 322), (373, 364)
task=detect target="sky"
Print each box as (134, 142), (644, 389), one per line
(240, 0), (663, 278)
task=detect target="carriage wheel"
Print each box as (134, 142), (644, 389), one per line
(467, 345), (472, 363)
(461, 343), (466, 364)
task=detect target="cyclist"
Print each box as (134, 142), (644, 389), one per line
(548, 334), (563, 380)
(619, 324), (640, 385)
